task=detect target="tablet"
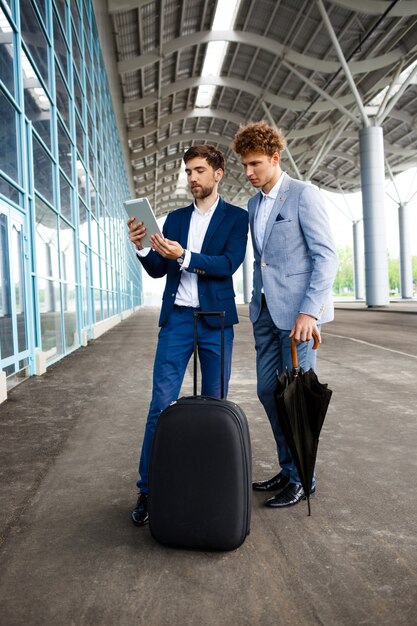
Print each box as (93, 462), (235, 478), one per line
(124, 197), (162, 248)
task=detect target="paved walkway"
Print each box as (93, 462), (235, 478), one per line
(1, 302), (417, 625)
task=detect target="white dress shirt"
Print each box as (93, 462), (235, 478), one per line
(254, 172), (284, 251)
(137, 197), (219, 307)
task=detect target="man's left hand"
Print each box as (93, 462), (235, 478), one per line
(150, 233), (183, 260)
(289, 313), (321, 343)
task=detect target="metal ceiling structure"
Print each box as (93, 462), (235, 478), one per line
(108, 0), (417, 218)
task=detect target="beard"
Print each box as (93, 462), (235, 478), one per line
(190, 181), (215, 199)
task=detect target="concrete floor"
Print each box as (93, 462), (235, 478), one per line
(1, 302), (417, 626)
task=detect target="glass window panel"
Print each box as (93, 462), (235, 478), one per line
(79, 249), (88, 328)
(0, 90), (18, 183)
(85, 73), (93, 113)
(90, 216), (98, 254)
(76, 157), (87, 202)
(88, 142), (95, 180)
(20, 0), (49, 89)
(59, 172), (72, 223)
(35, 196), (59, 279)
(101, 256), (107, 289)
(84, 38), (91, 81)
(38, 277), (63, 358)
(73, 67), (82, 115)
(11, 223), (28, 353)
(93, 288), (101, 322)
(75, 112), (84, 159)
(72, 26), (82, 79)
(33, 0), (46, 26)
(102, 289), (108, 319)
(0, 7), (14, 96)
(71, 3), (81, 41)
(59, 219), (74, 280)
(23, 52), (51, 148)
(33, 136), (54, 204)
(63, 282), (77, 350)
(53, 8), (68, 80)
(0, 176), (20, 205)
(55, 65), (70, 127)
(83, 1), (90, 37)
(87, 107), (94, 146)
(57, 119), (72, 179)
(78, 199), (88, 243)
(0, 213), (13, 360)
(91, 251), (99, 287)
(90, 181), (97, 217)
(53, 0), (66, 30)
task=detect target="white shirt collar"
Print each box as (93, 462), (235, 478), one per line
(193, 196), (220, 216)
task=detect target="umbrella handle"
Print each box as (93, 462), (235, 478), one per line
(291, 331), (320, 369)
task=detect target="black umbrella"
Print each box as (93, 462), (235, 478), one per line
(274, 334), (332, 515)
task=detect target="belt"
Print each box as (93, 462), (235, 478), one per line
(173, 304), (201, 312)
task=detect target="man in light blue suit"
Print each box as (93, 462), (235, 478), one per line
(127, 145), (248, 526)
(232, 121), (338, 508)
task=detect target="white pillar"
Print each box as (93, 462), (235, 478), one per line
(398, 202), (413, 299)
(352, 220), (365, 300)
(359, 126), (389, 306)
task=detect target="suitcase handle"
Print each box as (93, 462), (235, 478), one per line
(193, 311), (225, 399)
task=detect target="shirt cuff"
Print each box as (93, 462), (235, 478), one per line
(136, 248), (151, 258)
(180, 249), (192, 270)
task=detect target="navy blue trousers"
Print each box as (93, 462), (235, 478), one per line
(136, 306), (234, 493)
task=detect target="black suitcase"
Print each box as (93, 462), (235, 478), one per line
(148, 311), (252, 551)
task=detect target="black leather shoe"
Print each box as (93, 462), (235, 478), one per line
(131, 493), (149, 526)
(253, 472), (290, 492)
(264, 483), (316, 507)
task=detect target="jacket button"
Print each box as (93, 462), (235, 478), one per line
(261, 262), (267, 267)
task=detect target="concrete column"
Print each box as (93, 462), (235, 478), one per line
(359, 126), (389, 306)
(398, 202), (413, 299)
(242, 234), (254, 305)
(352, 220), (365, 300)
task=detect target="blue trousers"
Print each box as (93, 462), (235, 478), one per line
(137, 306), (234, 493)
(253, 301), (318, 485)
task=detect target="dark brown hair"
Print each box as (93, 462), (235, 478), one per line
(183, 144), (225, 172)
(231, 121), (287, 157)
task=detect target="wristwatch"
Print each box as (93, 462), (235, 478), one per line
(177, 249), (186, 265)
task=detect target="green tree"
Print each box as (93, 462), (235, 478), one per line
(333, 246), (354, 295)
(388, 255), (400, 295)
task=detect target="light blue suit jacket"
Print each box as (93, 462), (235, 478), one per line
(248, 172), (338, 329)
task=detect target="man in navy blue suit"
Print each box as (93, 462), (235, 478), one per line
(128, 144), (249, 526)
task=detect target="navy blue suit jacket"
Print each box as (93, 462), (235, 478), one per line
(138, 197), (249, 328)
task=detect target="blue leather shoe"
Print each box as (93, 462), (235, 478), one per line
(131, 493), (149, 526)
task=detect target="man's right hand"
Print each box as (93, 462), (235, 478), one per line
(128, 216), (147, 250)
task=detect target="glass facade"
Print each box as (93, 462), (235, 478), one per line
(0, 0), (142, 387)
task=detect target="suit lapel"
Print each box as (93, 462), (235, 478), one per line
(249, 192), (262, 256)
(201, 197), (227, 252)
(262, 173), (290, 249)
(179, 204), (194, 247)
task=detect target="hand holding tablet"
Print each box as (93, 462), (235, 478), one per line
(124, 197), (162, 248)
